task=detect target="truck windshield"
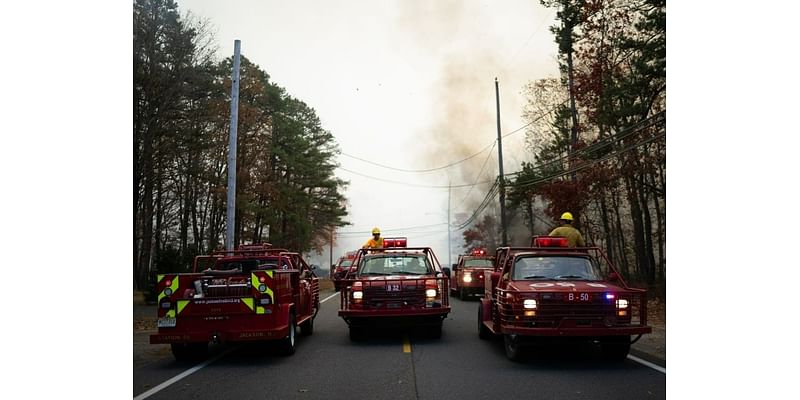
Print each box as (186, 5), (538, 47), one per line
(339, 259), (352, 267)
(464, 259), (493, 268)
(511, 256), (601, 280)
(359, 255), (431, 276)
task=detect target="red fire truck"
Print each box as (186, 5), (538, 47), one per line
(331, 251), (357, 291)
(478, 236), (651, 361)
(448, 248), (494, 300)
(339, 238), (450, 340)
(150, 244), (320, 360)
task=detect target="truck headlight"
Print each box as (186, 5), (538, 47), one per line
(425, 289), (437, 298)
(616, 299), (628, 309)
(462, 273), (472, 283)
(523, 299), (537, 309)
(353, 291), (363, 300)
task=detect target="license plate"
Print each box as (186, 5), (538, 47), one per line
(157, 317), (176, 328)
(566, 293), (591, 302)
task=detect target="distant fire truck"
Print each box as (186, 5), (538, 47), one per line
(150, 244), (320, 360)
(331, 251), (357, 291)
(339, 238), (450, 340)
(448, 248), (494, 299)
(478, 236), (652, 361)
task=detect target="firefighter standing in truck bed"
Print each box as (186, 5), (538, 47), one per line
(548, 212), (585, 247)
(363, 227), (384, 249)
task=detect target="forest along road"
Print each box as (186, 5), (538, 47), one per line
(134, 285), (666, 400)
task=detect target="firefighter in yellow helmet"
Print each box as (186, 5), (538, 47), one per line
(548, 212), (585, 247)
(362, 227), (385, 249)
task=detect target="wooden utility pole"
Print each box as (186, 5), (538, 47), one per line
(495, 78), (508, 247)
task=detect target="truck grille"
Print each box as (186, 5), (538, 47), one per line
(364, 286), (426, 308)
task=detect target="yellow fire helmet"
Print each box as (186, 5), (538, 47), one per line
(560, 212), (574, 221)
(372, 227), (381, 235)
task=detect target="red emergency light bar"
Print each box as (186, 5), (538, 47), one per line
(383, 237), (407, 248)
(471, 248), (487, 256)
(531, 236), (569, 247)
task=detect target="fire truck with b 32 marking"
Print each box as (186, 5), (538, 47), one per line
(478, 236), (652, 361)
(338, 237), (450, 340)
(149, 244), (320, 360)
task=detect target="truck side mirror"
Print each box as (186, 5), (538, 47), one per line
(452, 264), (459, 271)
(443, 267), (451, 278)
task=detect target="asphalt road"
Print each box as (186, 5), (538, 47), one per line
(134, 289), (665, 399)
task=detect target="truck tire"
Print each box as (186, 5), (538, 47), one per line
(170, 343), (207, 362)
(276, 313), (297, 356)
(349, 326), (366, 342)
(504, 335), (525, 361)
(300, 313), (314, 336)
(600, 336), (631, 361)
(478, 306), (492, 340)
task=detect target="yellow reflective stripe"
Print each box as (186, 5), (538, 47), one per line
(256, 306), (266, 315)
(265, 287), (274, 303)
(165, 309), (175, 318)
(177, 300), (189, 315)
(265, 270), (273, 279)
(241, 298), (254, 311)
(157, 276), (180, 302)
(157, 274), (164, 283)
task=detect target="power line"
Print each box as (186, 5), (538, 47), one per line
(337, 166), (494, 188)
(340, 142), (494, 173)
(337, 222), (449, 235)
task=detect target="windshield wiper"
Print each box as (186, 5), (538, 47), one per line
(392, 271), (424, 275)
(360, 272), (387, 276)
(555, 275), (586, 280)
(523, 275), (549, 279)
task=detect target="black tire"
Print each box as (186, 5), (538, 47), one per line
(349, 326), (366, 342)
(426, 323), (443, 339)
(276, 313), (297, 356)
(170, 342), (207, 362)
(478, 306), (492, 340)
(300, 313), (315, 336)
(601, 336), (631, 361)
(504, 335), (525, 361)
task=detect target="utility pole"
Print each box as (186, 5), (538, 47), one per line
(447, 183), (452, 267)
(495, 78), (508, 247)
(225, 40), (241, 251)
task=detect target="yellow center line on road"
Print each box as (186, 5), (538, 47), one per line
(402, 333), (412, 353)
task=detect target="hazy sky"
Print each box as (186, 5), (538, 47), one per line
(177, 0), (560, 266)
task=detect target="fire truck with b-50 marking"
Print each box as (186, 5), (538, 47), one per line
(149, 244), (319, 360)
(478, 236), (652, 361)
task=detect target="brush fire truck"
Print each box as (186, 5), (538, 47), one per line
(331, 251), (357, 291)
(339, 238), (450, 340)
(149, 244), (320, 360)
(478, 236), (651, 361)
(448, 248), (494, 300)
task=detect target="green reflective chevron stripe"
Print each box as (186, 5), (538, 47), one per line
(158, 276), (180, 302)
(177, 300), (190, 315)
(241, 298), (254, 311)
(265, 287), (274, 303)
(157, 274), (164, 283)
(257, 306), (266, 314)
(165, 309), (175, 318)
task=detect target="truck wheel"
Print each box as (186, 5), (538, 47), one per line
(170, 343), (207, 362)
(300, 313), (314, 336)
(504, 335), (525, 361)
(601, 336), (631, 361)
(425, 323), (443, 339)
(276, 313), (297, 356)
(478, 306), (492, 340)
(349, 326), (366, 342)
